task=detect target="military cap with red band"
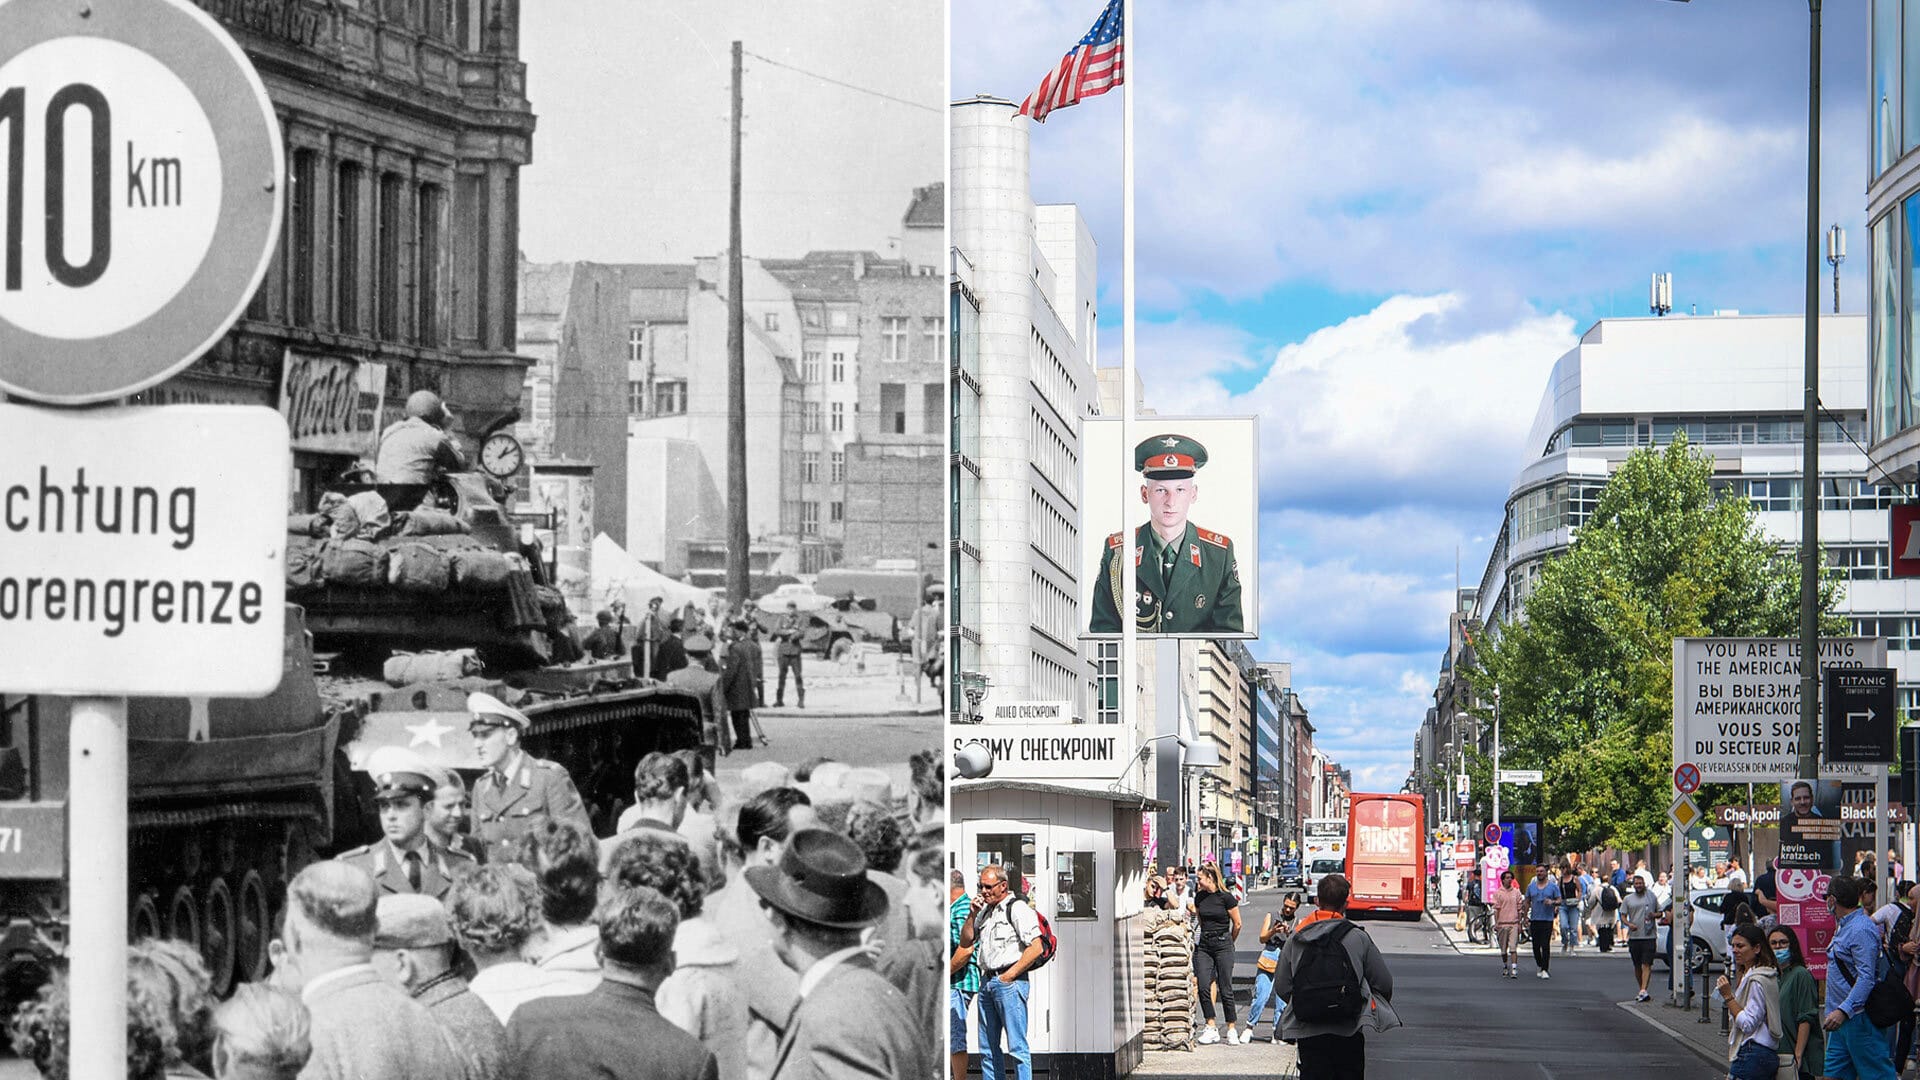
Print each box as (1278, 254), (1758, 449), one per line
(1136, 433), (1209, 479)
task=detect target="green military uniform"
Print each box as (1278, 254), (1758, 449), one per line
(335, 838), (473, 900)
(471, 750), (595, 864)
(1088, 432), (1244, 635)
(1090, 521), (1243, 633)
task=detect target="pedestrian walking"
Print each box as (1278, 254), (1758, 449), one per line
(1557, 866), (1582, 954)
(1246, 894), (1300, 1041)
(1718, 924), (1788, 1080)
(1490, 870), (1525, 979)
(1621, 874), (1659, 1002)
(1525, 866), (1561, 978)
(1577, 863), (1597, 946)
(1592, 874), (1620, 953)
(1187, 863), (1244, 1044)
(1274, 873), (1399, 1079)
(1769, 924), (1823, 1080)
(1821, 875), (1898, 1080)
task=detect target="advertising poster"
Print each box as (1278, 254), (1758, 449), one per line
(1777, 867), (1837, 979)
(1686, 824), (1732, 872)
(1500, 817), (1542, 875)
(1778, 778), (1843, 871)
(1483, 845), (1511, 892)
(1079, 417), (1258, 639)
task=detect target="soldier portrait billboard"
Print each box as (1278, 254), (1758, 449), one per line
(1079, 416), (1258, 639)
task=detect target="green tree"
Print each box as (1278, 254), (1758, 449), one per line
(1467, 435), (1843, 854)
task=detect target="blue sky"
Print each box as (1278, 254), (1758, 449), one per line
(954, 0), (1871, 794)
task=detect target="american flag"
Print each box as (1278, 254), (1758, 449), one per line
(1017, 0), (1125, 124)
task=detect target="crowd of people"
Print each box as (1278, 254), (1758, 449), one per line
(8, 692), (948, 1080)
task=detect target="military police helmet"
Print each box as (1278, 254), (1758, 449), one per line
(1137, 434), (1209, 480)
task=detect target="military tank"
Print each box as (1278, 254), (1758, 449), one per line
(0, 473), (708, 1010)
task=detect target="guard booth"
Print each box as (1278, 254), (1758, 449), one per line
(952, 778), (1167, 1080)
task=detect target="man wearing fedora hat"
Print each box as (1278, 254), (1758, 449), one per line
(1089, 433), (1244, 635)
(750, 828), (930, 1080)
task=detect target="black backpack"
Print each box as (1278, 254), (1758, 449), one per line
(1289, 921), (1366, 1023)
(1600, 885), (1620, 912)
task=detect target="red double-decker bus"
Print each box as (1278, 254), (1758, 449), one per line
(1345, 793), (1426, 917)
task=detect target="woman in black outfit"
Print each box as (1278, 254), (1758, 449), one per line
(1188, 863), (1244, 1044)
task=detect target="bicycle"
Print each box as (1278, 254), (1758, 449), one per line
(1465, 904), (1492, 944)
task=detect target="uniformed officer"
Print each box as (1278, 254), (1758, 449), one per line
(336, 748), (474, 898)
(1089, 434), (1244, 634)
(466, 691), (596, 863)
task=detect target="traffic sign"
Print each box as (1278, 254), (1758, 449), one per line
(1484, 823), (1502, 845)
(1825, 667), (1897, 764)
(0, 403), (289, 695)
(1674, 762), (1702, 795)
(1498, 769), (1543, 784)
(1669, 793), (1703, 833)
(0, 0), (284, 404)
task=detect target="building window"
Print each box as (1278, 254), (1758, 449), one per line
(830, 402), (845, 433)
(803, 351), (822, 383)
(882, 316), (908, 361)
(765, 311), (779, 332)
(881, 383), (906, 434)
(1055, 851), (1096, 919)
(654, 379), (687, 416)
(288, 149), (316, 326)
(629, 325), (646, 363)
(804, 401), (821, 433)
(830, 501), (843, 523)
(923, 383), (942, 435)
(415, 182), (443, 347)
(921, 316), (941, 356)
(628, 381), (646, 416)
(802, 451), (820, 483)
(452, 172), (482, 342)
(376, 172), (404, 340)
(831, 450), (845, 482)
(801, 502), (819, 535)
(334, 162), (362, 334)
(831, 352), (846, 382)
(804, 308), (821, 327)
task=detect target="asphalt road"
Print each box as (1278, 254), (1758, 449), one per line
(1161, 888), (1725, 1080)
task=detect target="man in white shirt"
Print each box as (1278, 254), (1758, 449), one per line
(960, 864), (1045, 1080)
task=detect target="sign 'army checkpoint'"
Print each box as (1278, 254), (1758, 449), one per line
(1672, 638), (1888, 783)
(0, 0), (283, 403)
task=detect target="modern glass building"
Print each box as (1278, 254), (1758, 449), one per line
(1867, 2), (1920, 498)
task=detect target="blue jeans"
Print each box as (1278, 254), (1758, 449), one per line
(979, 978), (1031, 1080)
(1826, 1010), (1899, 1080)
(950, 988), (975, 1053)
(1246, 970), (1285, 1030)
(1729, 1038), (1780, 1080)
(1559, 905), (1579, 947)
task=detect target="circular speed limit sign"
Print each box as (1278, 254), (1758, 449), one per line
(0, 0), (282, 404)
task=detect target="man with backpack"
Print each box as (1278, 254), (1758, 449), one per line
(959, 864), (1050, 1080)
(1275, 873), (1398, 1079)
(1593, 874), (1621, 953)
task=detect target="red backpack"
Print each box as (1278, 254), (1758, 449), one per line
(1004, 899), (1059, 971)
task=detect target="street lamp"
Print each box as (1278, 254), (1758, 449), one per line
(1659, 0), (1823, 782)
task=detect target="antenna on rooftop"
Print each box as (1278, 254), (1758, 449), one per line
(1650, 272), (1673, 317)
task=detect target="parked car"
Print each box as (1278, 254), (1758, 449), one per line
(1657, 887), (1731, 973)
(793, 596), (898, 659)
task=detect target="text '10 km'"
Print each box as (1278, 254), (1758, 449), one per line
(0, 82), (181, 292)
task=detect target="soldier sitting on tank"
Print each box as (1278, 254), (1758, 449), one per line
(375, 390), (467, 513)
(337, 748), (475, 900)
(467, 692), (596, 864)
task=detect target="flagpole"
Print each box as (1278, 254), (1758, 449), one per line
(1120, 0), (1139, 794)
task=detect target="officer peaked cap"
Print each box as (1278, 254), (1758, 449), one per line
(467, 691), (530, 730)
(1137, 434), (1209, 479)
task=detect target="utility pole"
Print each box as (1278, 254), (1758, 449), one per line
(1798, 1), (1822, 782)
(726, 40), (749, 609)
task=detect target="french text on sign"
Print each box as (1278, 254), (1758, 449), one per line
(1672, 637), (1889, 783)
(0, 404), (288, 696)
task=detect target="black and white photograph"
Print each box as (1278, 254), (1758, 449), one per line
(0, 2), (945, 1079)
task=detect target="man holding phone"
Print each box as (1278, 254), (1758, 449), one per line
(959, 865), (1045, 1080)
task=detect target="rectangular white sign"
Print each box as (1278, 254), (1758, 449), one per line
(983, 699), (1072, 724)
(0, 405), (290, 696)
(951, 722), (1136, 780)
(1672, 637), (1889, 783)
(1498, 769), (1543, 784)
